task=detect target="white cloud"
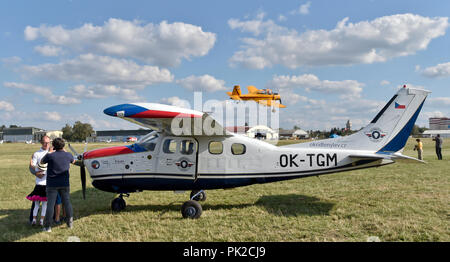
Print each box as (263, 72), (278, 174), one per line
(298, 2), (312, 15)
(69, 84), (143, 101)
(24, 26), (39, 40)
(427, 97), (450, 106)
(229, 14), (449, 69)
(34, 45), (63, 56)
(176, 74), (228, 92)
(1, 56), (22, 64)
(266, 74), (364, 99)
(22, 54), (173, 89)
(43, 111), (62, 122)
(280, 95), (384, 130)
(159, 96), (191, 109)
(421, 62), (450, 78)
(24, 19), (216, 67)
(4, 82), (81, 105)
(0, 101), (14, 111)
(228, 12), (285, 36)
(380, 80), (390, 86)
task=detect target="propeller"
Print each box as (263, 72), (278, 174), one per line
(69, 143), (87, 200)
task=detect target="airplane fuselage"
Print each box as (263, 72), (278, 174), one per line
(83, 133), (392, 194)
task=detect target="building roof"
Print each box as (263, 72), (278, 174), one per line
(423, 130), (450, 135)
(279, 129), (295, 136)
(247, 125), (276, 133)
(3, 127), (43, 135)
(293, 129), (308, 135)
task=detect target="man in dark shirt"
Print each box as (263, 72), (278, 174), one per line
(433, 134), (443, 160)
(41, 138), (76, 232)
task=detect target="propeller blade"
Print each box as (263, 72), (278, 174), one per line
(80, 163), (86, 200)
(68, 143), (79, 157)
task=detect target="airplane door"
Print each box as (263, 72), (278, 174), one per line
(157, 137), (197, 179)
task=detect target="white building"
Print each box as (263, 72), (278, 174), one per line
(422, 130), (450, 138)
(246, 125), (279, 140)
(429, 117), (450, 130)
(293, 129), (309, 139)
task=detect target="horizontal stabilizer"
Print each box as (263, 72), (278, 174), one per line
(389, 153), (426, 164)
(349, 153), (425, 164)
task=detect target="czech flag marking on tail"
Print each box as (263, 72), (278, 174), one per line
(395, 102), (406, 109)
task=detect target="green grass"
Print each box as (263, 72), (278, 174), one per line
(0, 138), (448, 242)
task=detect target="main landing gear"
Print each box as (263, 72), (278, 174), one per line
(110, 190), (207, 219)
(181, 190), (206, 219)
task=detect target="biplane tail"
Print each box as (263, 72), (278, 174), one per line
(227, 85), (242, 99)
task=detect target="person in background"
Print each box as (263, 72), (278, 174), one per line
(41, 138), (76, 232)
(432, 134), (443, 160)
(413, 138), (423, 160)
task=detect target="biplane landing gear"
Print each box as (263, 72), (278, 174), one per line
(111, 193), (129, 212)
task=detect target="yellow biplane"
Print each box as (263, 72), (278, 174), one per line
(226, 85), (286, 108)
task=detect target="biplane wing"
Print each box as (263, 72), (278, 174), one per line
(256, 100), (287, 108)
(104, 103), (231, 136)
(247, 85), (259, 94)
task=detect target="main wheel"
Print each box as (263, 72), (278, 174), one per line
(190, 190), (207, 202)
(111, 197), (126, 212)
(181, 200), (202, 219)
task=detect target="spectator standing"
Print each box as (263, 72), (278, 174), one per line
(432, 134), (443, 160)
(41, 138), (76, 232)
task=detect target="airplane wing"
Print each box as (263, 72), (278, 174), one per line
(104, 103), (231, 137)
(227, 94), (242, 100)
(256, 100), (286, 108)
(247, 85), (259, 94)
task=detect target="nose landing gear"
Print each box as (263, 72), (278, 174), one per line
(111, 193), (129, 212)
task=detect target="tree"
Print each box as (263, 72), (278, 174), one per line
(61, 121), (93, 142)
(61, 124), (73, 141)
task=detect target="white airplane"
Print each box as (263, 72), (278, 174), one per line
(73, 86), (429, 219)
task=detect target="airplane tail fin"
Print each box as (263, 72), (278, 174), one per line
(285, 86), (430, 153)
(231, 85), (242, 96)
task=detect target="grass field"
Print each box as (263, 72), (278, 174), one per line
(0, 138), (448, 242)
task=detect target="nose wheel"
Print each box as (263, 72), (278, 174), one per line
(111, 194), (128, 212)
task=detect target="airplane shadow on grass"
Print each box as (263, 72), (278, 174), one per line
(0, 188), (334, 241)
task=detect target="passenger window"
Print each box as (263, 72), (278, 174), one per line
(231, 143), (246, 155)
(181, 140), (195, 155)
(163, 139), (177, 154)
(208, 141), (223, 154)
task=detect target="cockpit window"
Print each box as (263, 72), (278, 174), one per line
(181, 140), (195, 155)
(163, 139), (177, 154)
(136, 131), (158, 151)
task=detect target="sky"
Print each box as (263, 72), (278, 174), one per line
(0, 0), (449, 131)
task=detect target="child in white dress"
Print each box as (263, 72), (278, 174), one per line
(26, 162), (48, 226)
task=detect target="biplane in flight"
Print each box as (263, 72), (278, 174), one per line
(226, 85), (286, 108)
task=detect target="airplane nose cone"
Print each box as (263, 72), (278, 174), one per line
(103, 105), (121, 116)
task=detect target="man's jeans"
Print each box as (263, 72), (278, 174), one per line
(44, 186), (73, 228)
